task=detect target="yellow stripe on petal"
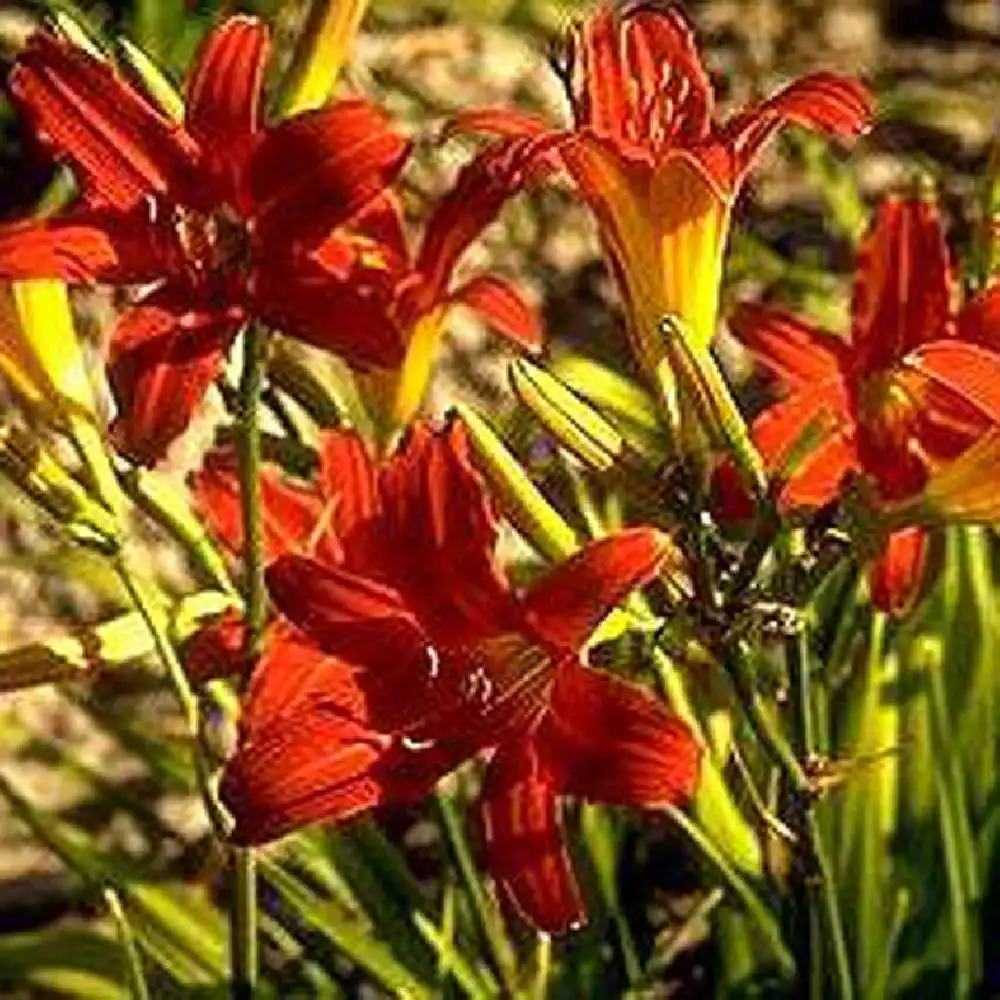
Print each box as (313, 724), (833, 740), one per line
(0, 286), (47, 410)
(10, 280), (126, 515)
(651, 152), (730, 354)
(393, 305), (447, 428)
(899, 429), (1000, 525)
(561, 138), (663, 373)
(281, 0), (370, 117)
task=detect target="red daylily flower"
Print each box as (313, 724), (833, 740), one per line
(0, 16), (410, 462)
(315, 137), (554, 425)
(200, 421), (699, 933)
(729, 196), (1000, 613)
(448, 3), (872, 378)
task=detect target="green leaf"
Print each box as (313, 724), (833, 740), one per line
(260, 855), (436, 999)
(0, 927), (128, 1000)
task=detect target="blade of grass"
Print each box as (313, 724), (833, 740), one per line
(665, 805), (794, 980)
(437, 790), (521, 996)
(259, 855), (435, 999)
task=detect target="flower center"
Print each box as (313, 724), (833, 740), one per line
(458, 632), (553, 730)
(857, 370), (919, 451)
(173, 204), (252, 277)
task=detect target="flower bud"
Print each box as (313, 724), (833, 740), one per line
(0, 281), (97, 423)
(0, 424), (117, 552)
(510, 359), (625, 472)
(115, 36), (184, 121)
(281, 0), (369, 116)
(451, 403), (578, 563)
(657, 314), (766, 497)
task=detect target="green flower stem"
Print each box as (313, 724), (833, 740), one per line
(104, 886), (150, 1000)
(727, 500), (781, 599)
(231, 325), (268, 998)
(119, 467), (236, 596)
(657, 316), (767, 498)
(237, 324), (269, 657)
(531, 933), (551, 1000)
(788, 631), (853, 1000)
(71, 405), (232, 838)
(68, 412), (129, 520)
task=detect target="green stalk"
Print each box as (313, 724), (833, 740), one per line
(120, 467), (236, 596)
(788, 632), (853, 1000)
(530, 933), (551, 1000)
(724, 640), (810, 796)
(231, 325), (268, 997)
(927, 645), (980, 998)
(104, 886), (151, 1000)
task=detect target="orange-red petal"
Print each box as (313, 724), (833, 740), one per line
(522, 528), (673, 653)
(480, 735), (586, 934)
(266, 554), (430, 669)
(850, 198), (952, 374)
(0, 209), (180, 284)
(780, 430), (859, 510)
(317, 429), (379, 558)
(544, 662), (701, 809)
(724, 72), (873, 184)
(414, 135), (557, 302)
(249, 99), (409, 246)
(184, 608), (249, 685)
(376, 421), (515, 640)
(450, 275), (542, 352)
(221, 630), (392, 844)
(190, 447), (328, 563)
(444, 107), (551, 143)
(186, 16), (269, 146)
(751, 387), (856, 508)
(108, 292), (241, 464)
(729, 301), (847, 391)
(956, 283), (1000, 351)
(904, 340), (1000, 428)
(222, 628), (475, 845)
(619, 6), (713, 146)
(252, 249), (405, 370)
(11, 32), (197, 211)
(350, 190), (409, 263)
(868, 526), (929, 616)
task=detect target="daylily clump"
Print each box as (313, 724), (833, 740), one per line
(8, 0), (1000, 976)
(449, 3), (873, 410)
(729, 196), (1000, 612)
(0, 16), (409, 462)
(192, 420), (700, 932)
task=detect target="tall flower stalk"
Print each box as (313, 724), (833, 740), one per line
(230, 323), (267, 996)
